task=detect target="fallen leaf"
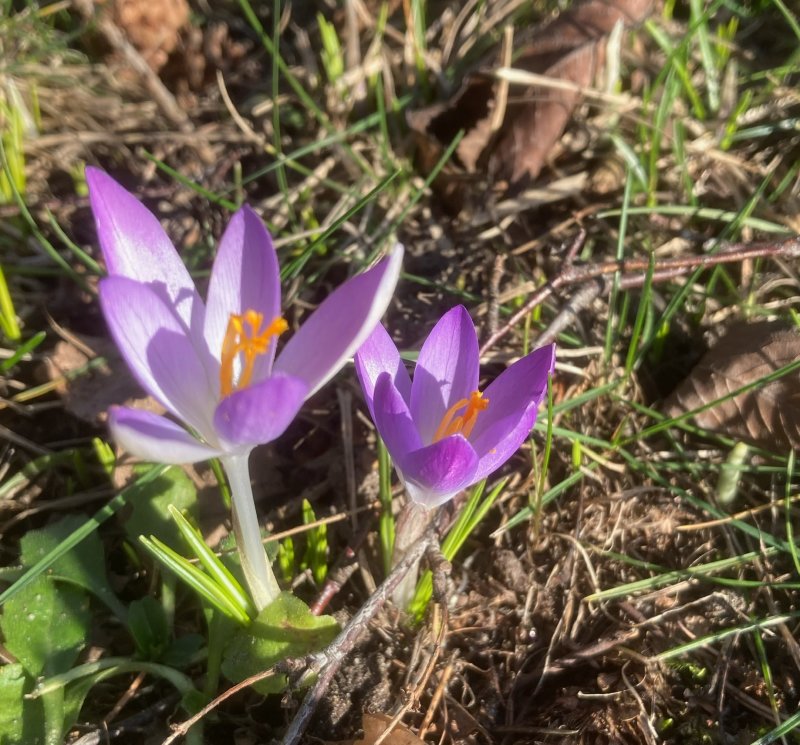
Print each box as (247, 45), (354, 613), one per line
(328, 713), (425, 745)
(407, 0), (653, 193)
(664, 322), (800, 453)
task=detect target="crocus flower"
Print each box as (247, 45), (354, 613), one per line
(355, 305), (555, 508)
(87, 167), (403, 609)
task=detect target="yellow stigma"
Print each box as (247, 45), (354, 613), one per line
(219, 310), (288, 398)
(432, 390), (489, 442)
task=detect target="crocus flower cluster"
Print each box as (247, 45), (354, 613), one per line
(90, 168), (556, 616)
(355, 306), (555, 507)
(87, 168), (402, 609)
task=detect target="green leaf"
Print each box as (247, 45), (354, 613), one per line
(0, 577), (90, 745)
(122, 465), (198, 547)
(0, 465), (167, 609)
(0, 664), (25, 745)
(19, 514), (126, 622)
(0, 577), (89, 678)
(168, 505), (254, 617)
(161, 634), (204, 668)
(139, 535), (251, 625)
(128, 596), (170, 660)
(221, 593), (338, 694)
(278, 537), (295, 583)
(301, 499), (327, 584)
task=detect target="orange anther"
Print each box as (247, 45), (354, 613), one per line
(219, 311), (287, 397)
(432, 390), (489, 442)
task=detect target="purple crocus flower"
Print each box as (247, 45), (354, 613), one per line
(355, 305), (555, 508)
(87, 168), (403, 608)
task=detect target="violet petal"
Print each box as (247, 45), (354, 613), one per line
(470, 344), (555, 481)
(109, 407), (222, 463)
(410, 305), (479, 445)
(86, 168), (204, 335)
(274, 244), (403, 398)
(401, 436), (479, 508)
(100, 276), (217, 438)
(204, 206), (281, 385)
(354, 322), (412, 420)
(372, 372), (423, 461)
(213, 372), (308, 446)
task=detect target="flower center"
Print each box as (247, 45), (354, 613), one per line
(219, 310), (288, 398)
(432, 390), (489, 442)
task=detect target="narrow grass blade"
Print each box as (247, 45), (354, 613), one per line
(655, 613), (799, 662)
(0, 264), (20, 340)
(0, 330), (45, 373)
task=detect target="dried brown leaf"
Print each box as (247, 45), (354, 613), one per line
(327, 713), (425, 745)
(490, 0), (653, 184)
(407, 0), (653, 194)
(664, 322), (800, 452)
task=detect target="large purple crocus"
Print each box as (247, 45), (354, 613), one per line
(355, 305), (555, 508)
(87, 168), (402, 609)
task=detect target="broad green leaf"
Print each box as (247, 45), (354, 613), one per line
(0, 467), (167, 610)
(0, 663), (25, 745)
(128, 596), (170, 660)
(19, 514), (126, 621)
(122, 465), (198, 547)
(161, 634), (204, 668)
(0, 577), (89, 678)
(0, 577), (90, 745)
(221, 593), (338, 694)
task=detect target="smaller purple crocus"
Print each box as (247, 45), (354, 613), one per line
(355, 305), (555, 508)
(87, 168), (402, 609)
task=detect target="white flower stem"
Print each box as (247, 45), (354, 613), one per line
(221, 454), (280, 611)
(391, 500), (435, 608)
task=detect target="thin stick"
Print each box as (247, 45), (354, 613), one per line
(480, 236), (800, 354)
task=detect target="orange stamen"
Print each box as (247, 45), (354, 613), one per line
(219, 310), (288, 397)
(432, 390), (489, 442)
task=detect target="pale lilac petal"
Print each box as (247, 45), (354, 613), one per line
(410, 306), (479, 445)
(372, 372), (423, 460)
(274, 244), (403, 398)
(354, 322), (412, 420)
(86, 168), (204, 334)
(100, 277), (217, 438)
(400, 436), (479, 508)
(213, 373), (308, 446)
(109, 407), (222, 464)
(203, 206), (281, 383)
(470, 344), (556, 481)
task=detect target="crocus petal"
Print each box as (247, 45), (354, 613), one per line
(354, 322), (412, 420)
(470, 343), (556, 482)
(109, 407), (222, 464)
(410, 305), (479, 445)
(213, 373), (308, 446)
(274, 244), (403, 399)
(400, 436), (479, 508)
(372, 372), (423, 461)
(203, 206), (281, 384)
(100, 276), (217, 438)
(86, 168), (204, 334)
